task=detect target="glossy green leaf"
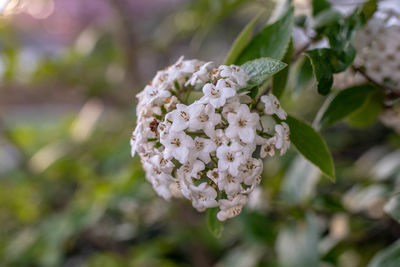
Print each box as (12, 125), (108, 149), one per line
(304, 49), (334, 95)
(272, 40), (293, 99)
(241, 57), (287, 88)
(319, 84), (379, 128)
(384, 194), (400, 224)
(368, 239), (400, 267)
(285, 115), (335, 180)
(207, 208), (224, 238)
(347, 89), (384, 127)
(224, 12), (262, 65)
(235, 7), (294, 64)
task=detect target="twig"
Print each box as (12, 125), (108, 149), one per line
(351, 65), (400, 97)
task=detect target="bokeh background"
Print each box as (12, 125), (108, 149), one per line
(1, 0), (400, 266)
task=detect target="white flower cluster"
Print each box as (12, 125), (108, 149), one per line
(131, 57), (290, 221)
(333, 15), (400, 91)
(335, 17), (400, 92)
(380, 103), (400, 134)
(352, 16), (400, 91)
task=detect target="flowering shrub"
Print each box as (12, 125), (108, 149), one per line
(130, 57), (289, 221)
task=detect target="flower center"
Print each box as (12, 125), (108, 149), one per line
(171, 138), (181, 147)
(180, 111), (190, 122)
(195, 140), (204, 150)
(199, 113), (209, 122)
(226, 174), (235, 183)
(238, 119), (247, 127)
(225, 152), (234, 162)
(149, 89), (159, 97)
(210, 88), (220, 97)
(273, 100), (280, 110)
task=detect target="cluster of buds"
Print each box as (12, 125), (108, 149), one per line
(130, 57), (290, 221)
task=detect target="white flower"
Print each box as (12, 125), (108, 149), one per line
(209, 129), (229, 146)
(275, 122), (290, 155)
(261, 94), (287, 120)
(216, 171), (243, 196)
(130, 131), (139, 157)
(222, 100), (240, 119)
(163, 95), (179, 111)
(160, 131), (194, 164)
(189, 103), (221, 136)
(225, 104), (259, 143)
(190, 182), (218, 211)
(142, 85), (171, 104)
(176, 159), (205, 181)
(239, 158), (263, 186)
(146, 165), (174, 200)
(260, 137), (276, 158)
(168, 56), (198, 82)
(177, 174), (193, 200)
(167, 103), (202, 132)
(201, 79), (236, 108)
(150, 154), (174, 174)
(219, 65), (249, 87)
(217, 194), (248, 221)
(186, 61), (214, 86)
(216, 142), (244, 176)
(193, 137), (217, 163)
(158, 120), (172, 138)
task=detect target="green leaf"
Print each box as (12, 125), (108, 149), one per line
(224, 12), (263, 65)
(294, 57), (314, 93)
(347, 89), (384, 127)
(384, 194), (400, 224)
(304, 49), (334, 95)
(285, 115), (335, 180)
(312, 0), (331, 16)
(241, 57), (287, 88)
(281, 156), (320, 203)
(235, 7), (294, 64)
(272, 40), (293, 99)
(314, 9), (343, 30)
(361, 0), (377, 22)
(277, 213), (320, 267)
(319, 84), (379, 128)
(207, 208), (224, 238)
(368, 239), (400, 267)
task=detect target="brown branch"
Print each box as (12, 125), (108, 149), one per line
(351, 65), (400, 98)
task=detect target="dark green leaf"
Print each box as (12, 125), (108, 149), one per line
(384, 194), (400, 224)
(319, 84), (379, 128)
(368, 239), (400, 267)
(224, 12), (262, 65)
(285, 115), (335, 180)
(241, 57), (287, 88)
(295, 15), (307, 28)
(312, 0), (331, 16)
(347, 89), (384, 127)
(235, 7), (294, 64)
(272, 40), (293, 99)
(207, 208), (224, 238)
(304, 49), (334, 95)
